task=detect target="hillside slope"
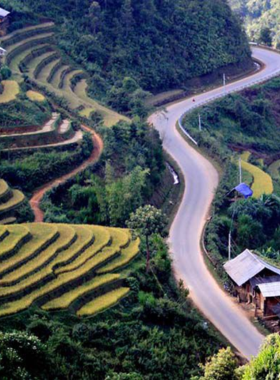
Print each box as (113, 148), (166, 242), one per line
(3, 0), (251, 92)
(229, 0), (280, 46)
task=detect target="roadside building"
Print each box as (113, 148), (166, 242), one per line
(227, 183), (253, 199)
(224, 249), (280, 316)
(0, 7), (10, 36)
(0, 47), (6, 57)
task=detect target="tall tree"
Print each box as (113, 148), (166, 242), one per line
(127, 205), (167, 271)
(89, 1), (101, 35)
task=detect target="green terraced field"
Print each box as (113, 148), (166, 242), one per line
(0, 223), (140, 317)
(3, 23), (128, 127)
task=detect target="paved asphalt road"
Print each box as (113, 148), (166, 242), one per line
(148, 47), (280, 359)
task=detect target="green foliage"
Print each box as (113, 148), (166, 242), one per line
(199, 347), (238, 380)
(0, 66), (12, 80)
(184, 83), (280, 154)
(4, 0), (251, 93)
(0, 330), (49, 379)
(42, 119), (165, 226)
(241, 334), (280, 379)
(0, 133), (93, 192)
(0, 91), (51, 128)
(127, 205), (167, 239)
(259, 27), (273, 46)
(229, 0), (280, 47)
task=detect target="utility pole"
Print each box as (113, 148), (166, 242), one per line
(198, 114), (202, 131)
(239, 157), (242, 184)
(228, 231), (231, 261)
(223, 73), (226, 93)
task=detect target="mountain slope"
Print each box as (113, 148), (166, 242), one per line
(229, 0), (280, 47)
(3, 0), (251, 91)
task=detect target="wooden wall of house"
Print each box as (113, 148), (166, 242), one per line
(0, 17), (9, 37)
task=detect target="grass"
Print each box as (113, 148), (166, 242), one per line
(241, 160), (273, 198)
(26, 90), (45, 102)
(97, 237), (140, 274)
(42, 274), (120, 311)
(27, 51), (55, 75)
(37, 58), (60, 82)
(0, 225), (30, 261)
(76, 287), (130, 317)
(0, 224), (58, 277)
(269, 160), (280, 179)
(0, 225), (76, 286)
(0, 81), (19, 103)
(51, 64), (69, 88)
(6, 33), (54, 72)
(0, 190), (25, 215)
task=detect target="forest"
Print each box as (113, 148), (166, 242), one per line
(229, 0), (280, 47)
(3, 0), (251, 96)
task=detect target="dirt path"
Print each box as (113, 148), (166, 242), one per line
(30, 125), (103, 222)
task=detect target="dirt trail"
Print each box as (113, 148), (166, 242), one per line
(30, 125), (103, 222)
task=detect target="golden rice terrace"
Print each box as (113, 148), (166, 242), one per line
(0, 223), (140, 317)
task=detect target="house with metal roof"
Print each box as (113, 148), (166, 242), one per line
(0, 7), (10, 37)
(0, 47), (6, 57)
(224, 249), (280, 316)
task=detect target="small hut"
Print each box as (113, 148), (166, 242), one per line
(0, 7), (10, 36)
(224, 249), (280, 316)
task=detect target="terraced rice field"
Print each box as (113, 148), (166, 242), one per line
(26, 90), (46, 102)
(0, 179), (26, 223)
(0, 223), (140, 317)
(241, 152), (273, 198)
(1, 23), (128, 127)
(0, 81), (20, 103)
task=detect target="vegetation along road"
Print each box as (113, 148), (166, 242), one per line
(149, 47), (280, 359)
(30, 126), (103, 222)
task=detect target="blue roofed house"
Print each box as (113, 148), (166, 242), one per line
(234, 183), (253, 199)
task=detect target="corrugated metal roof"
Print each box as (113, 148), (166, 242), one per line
(250, 275), (280, 288)
(258, 282), (280, 297)
(224, 249), (280, 286)
(0, 8), (10, 18)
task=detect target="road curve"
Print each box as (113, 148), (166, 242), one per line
(149, 47), (280, 359)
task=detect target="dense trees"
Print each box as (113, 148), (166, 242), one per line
(4, 0), (251, 95)
(42, 119), (165, 226)
(229, 0), (280, 47)
(198, 334), (280, 379)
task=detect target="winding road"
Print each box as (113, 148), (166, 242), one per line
(149, 47), (280, 359)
